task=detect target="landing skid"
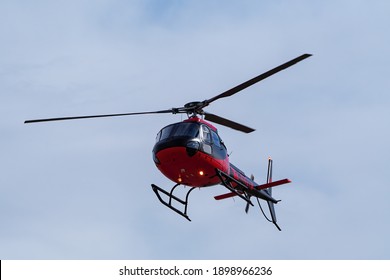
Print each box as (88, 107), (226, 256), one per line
(151, 169), (255, 222)
(151, 183), (197, 221)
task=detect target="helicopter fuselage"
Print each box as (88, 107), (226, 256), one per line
(152, 117), (257, 189)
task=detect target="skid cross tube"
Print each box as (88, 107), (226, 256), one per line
(151, 183), (197, 221)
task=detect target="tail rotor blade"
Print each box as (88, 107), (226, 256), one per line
(245, 201), (251, 213)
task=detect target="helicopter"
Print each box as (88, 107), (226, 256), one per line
(25, 53), (311, 230)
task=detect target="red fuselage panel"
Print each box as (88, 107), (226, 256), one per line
(155, 147), (229, 187)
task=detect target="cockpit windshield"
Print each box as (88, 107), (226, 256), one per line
(156, 122), (200, 142)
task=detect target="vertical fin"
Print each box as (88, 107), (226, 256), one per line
(267, 200), (281, 231)
(266, 157), (281, 231)
(267, 157), (273, 195)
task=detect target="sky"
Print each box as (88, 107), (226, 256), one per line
(1, 0), (389, 259)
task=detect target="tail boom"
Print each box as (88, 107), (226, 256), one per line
(214, 178), (291, 200)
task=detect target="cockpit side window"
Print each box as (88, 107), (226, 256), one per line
(160, 125), (174, 140)
(211, 131), (221, 148)
(201, 125), (211, 143)
(155, 131), (162, 142)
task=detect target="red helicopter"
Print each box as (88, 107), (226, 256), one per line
(25, 53), (311, 230)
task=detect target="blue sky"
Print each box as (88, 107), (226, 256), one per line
(1, 0), (389, 259)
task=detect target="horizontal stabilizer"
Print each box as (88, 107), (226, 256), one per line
(214, 178), (291, 200)
(214, 192), (238, 200)
(255, 178), (291, 190)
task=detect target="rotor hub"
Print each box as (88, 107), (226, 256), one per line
(183, 101), (205, 117)
(184, 101), (204, 109)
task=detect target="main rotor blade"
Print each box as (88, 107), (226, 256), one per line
(204, 53), (312, 105)
(204, 112), (255, 133)
(24, 109), (175, 123)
